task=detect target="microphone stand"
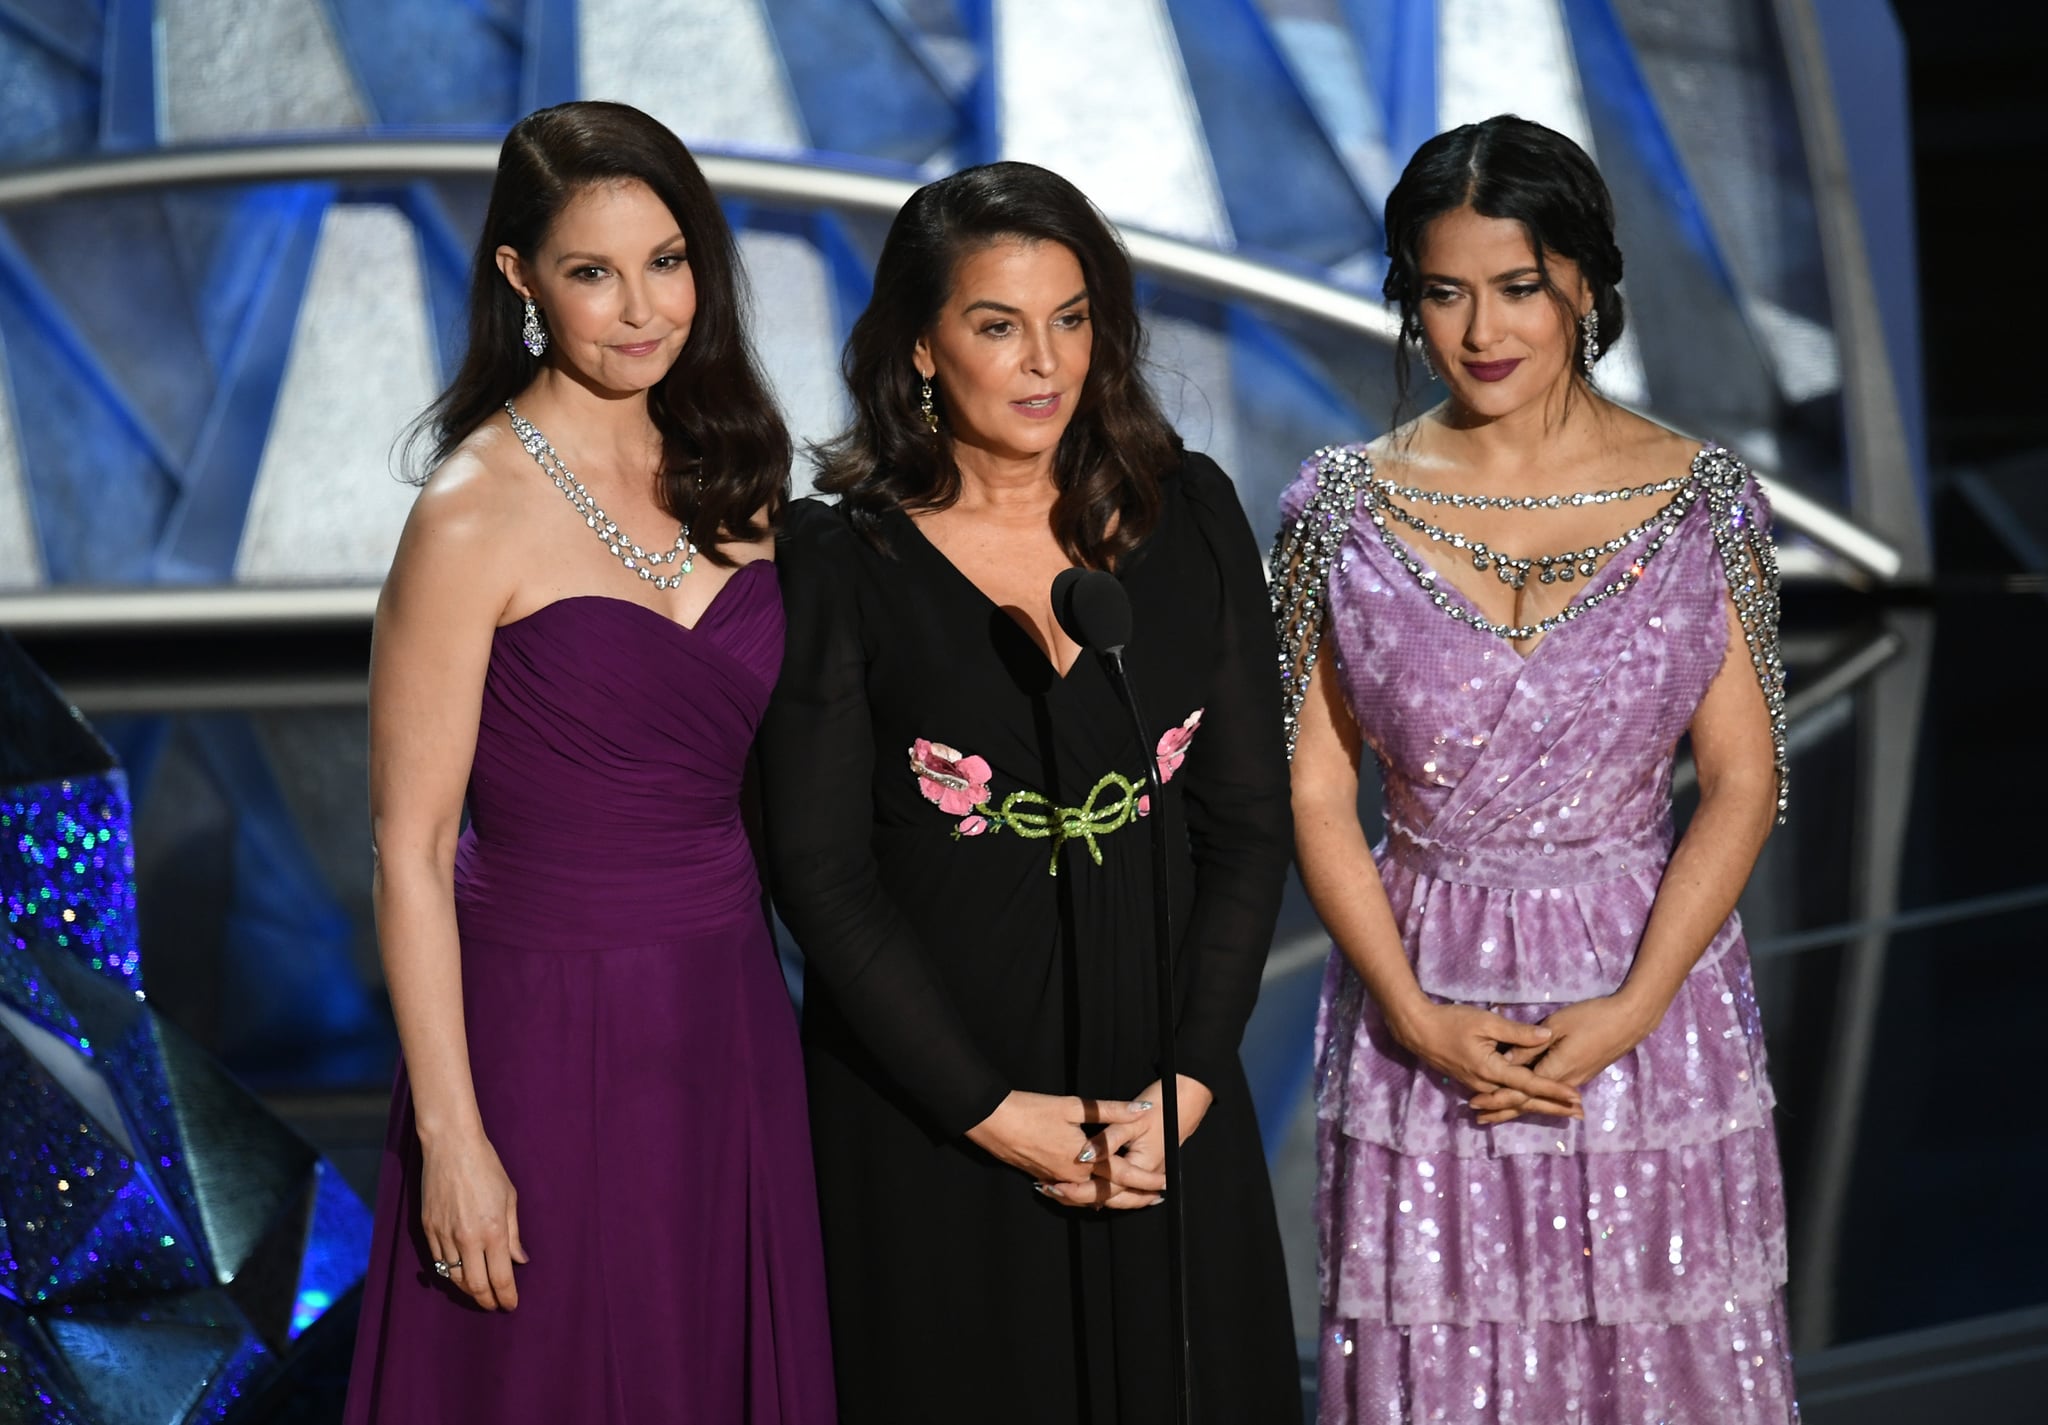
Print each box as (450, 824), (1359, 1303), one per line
(1101, 646), (1194, 1425)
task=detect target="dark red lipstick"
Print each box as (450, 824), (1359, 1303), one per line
(1462, 358), (1522, 382)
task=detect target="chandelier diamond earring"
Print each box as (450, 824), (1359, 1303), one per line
(522, 297), (548, 357)
(920, 375), (938, 433)
(1579, 308), (1599, 378)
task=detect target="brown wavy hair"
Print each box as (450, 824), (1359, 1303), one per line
(812, 161), (1179, 569)
(411, 101), (789, 563)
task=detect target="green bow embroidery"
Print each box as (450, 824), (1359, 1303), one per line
(955, 769), (1149, 876)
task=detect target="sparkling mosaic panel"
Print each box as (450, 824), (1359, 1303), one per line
(0, 647), (373, 1423)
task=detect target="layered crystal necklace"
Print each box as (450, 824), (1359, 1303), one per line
(1374, 481), (1688, 590)
(1359, 451), (1706, 643)
(505, 401), (699, 588)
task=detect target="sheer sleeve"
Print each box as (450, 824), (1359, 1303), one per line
(1169, 456), (1296, 1091)
(759, 502), (1011, 1138)
(1269, 444), (1369, 762)
(1697, 449), (1789, 822)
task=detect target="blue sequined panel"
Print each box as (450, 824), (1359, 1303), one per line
(1, 774), (142, 1024)
(2, 662), (374, 1421)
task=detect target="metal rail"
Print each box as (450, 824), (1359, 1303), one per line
(0, 138), (1904, 611)
(0, 584), (379, 633)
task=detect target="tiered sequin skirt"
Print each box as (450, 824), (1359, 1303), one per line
(1313, 856), (1798, 1424)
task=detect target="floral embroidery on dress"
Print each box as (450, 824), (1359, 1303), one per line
(908, 739), (992, 815)
(907, 710), (1204, 875)
(1155, 709), (1203, 782)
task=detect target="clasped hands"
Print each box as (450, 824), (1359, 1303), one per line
(1391, 993), (1661, 1127)
(966, 1077), (1212, 1211)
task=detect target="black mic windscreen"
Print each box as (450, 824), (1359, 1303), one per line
(1051, 567), (1132, 654)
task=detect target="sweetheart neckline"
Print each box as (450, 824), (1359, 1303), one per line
(496, 560), (775, 638)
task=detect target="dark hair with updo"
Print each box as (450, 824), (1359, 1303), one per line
(412, 101), (789, 563)
(1382, 114), (1625, 416)
(813, 161), (1180, 570)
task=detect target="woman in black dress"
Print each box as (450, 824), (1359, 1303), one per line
(760, 162), (1301, 1423)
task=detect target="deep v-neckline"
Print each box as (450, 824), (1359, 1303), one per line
(892, 509), (1090, 682)
(1358, 444), (1703, 665)
(1368, 522), (1626, 665)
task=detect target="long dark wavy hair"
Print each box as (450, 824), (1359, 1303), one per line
(412, 101), (789, 561)
(1382, 114), (1626, 421)
(813, 161), (1179, 569)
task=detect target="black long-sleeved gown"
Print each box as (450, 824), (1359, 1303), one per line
(760, 451), (1301, 1424)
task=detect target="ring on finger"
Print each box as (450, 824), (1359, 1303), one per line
(432, 1257), (463, 1278)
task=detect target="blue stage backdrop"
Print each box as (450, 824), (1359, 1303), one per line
(0, 1), (1922, 1135)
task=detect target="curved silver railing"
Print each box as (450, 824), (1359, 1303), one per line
(0, 139), (1411, 338)
(0, 137), (1903, 621)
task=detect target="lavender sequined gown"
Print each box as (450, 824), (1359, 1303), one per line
(1285, 448), (1796, 1424)
(344, 571), (836, 1424)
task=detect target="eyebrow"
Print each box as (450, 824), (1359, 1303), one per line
(961, 288), (1090, 316)
(555, 235), (687, 265)
(1419, 266), (1543, 286)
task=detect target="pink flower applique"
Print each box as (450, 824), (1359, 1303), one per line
(1154, 708), (1204, 783)
(908, 739), (992, 816)
(1137, 795), (1152, 818)
(957, 814), (990, 836)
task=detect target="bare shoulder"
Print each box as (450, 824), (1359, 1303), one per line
(1599, 405), (1705, 474)
(401, 420), (542, 559)
(381, 420), (545, 634)
(1365, 412), (1452, 483)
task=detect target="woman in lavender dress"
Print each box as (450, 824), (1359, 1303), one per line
(344, 103), (833, 1423)
(1280, 116), (1794, 1423)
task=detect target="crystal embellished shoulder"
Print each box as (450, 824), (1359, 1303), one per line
(1270, 442), (1787, 821)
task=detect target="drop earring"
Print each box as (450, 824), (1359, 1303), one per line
(919, 375), (937, 433)
(522, 298), (548, 357)
(1579, 308), (1600, 378)
(1415, 336), (1437, 383)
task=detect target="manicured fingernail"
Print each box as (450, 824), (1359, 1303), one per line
(1032, 1182), (1052, 1195)
(1131, 1100), (1154, 1112)
(1077, 1146), (1098, 1164)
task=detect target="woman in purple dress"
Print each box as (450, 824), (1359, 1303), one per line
(344, 102), (834, 1423)
(1280, 117), (1795, 1422)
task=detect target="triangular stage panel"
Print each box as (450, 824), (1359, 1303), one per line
(1, 633), (371, 1420)
(45, 1294), (249, 1425)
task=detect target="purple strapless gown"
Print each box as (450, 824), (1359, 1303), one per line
(344, 569), (836, 1424)
(1288, 451), (1796, 1424)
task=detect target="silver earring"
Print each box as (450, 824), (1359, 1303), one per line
(1414, 335), (1437, 383)
(919, 376), (937, 433)
(522, 298), (548, 357)
(1579, 308), (1599, 378)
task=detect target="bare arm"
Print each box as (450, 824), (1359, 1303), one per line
(368, 452), (528, 1310)
(1618, 599), (1777, 1011)
(1290, 637), (1423, 1029)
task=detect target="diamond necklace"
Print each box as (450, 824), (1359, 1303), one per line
(1374, 486), (1690, 590)
(1370, 471), (1690, 510)
(1365, 474), (1704, 642)
(506, 402), (698, 588)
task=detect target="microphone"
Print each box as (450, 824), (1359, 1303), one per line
(1051, 566), (1193, 1425)
(1052, 567), (1132, 656)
